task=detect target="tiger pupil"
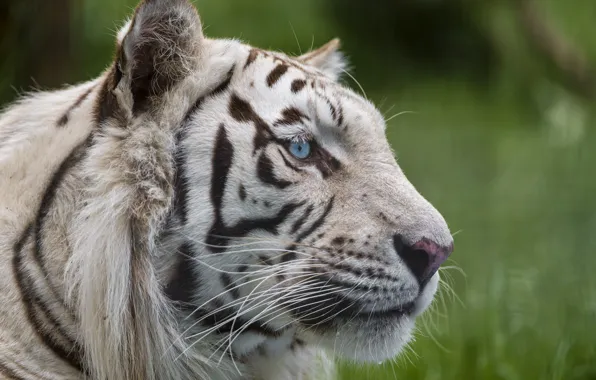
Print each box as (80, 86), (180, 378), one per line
(290, 141), (310, 158)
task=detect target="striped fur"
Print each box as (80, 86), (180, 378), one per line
(0, 0), (453, 379)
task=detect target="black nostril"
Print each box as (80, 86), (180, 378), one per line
(393, 235), (454, 286)
(393, 235), (430, 284)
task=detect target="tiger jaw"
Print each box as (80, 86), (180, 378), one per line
(296, 272), (440, 363)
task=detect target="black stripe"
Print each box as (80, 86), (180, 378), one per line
(337, 103), (344, 128)
(14, 140), (90, 374)
(13, 226), (86, 374)
(290, 338), (305, 351)
(290, 204), (314, 234)
(209, 97), (302, 251)
(173, 126), (190, 225)
(238, 264), (248, 273)
(183, 97), (204, 125)
(238, 184), (247, 201)
(210, 124), (234, 213)
(312, 146), (342, 179)
(206, 202), (302, 253)
(220, 273), (240, 300)
(34, 143), (86, 303)
(257, 152), (293, 189)
(316, 256), (400, 283)
(182, 63), (234, 126)
(266, 64), (289, 87)
(244, 49), (259, 69)
(209, 65), (236, 97)
(165, 242), (201, 306)
(93, 64), (124, 126)
(291, 79), (307, 93)
(296, 197), (335, 243)
(273, 107), (310, 127)
(280, 250), (296, 265)
(183, 64), (235, 126)
(320, 94), (337, 122)
(57, 86), (95, 127)
(173, 68), (237, 226)
(228, 93), (273, 154)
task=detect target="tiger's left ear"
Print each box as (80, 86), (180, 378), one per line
(113, 0), (203, 115)
(297, 38), (347, 81)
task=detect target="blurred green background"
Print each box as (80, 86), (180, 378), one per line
(2, 0), (595, 379)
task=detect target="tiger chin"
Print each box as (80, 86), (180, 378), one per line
(0, 0), (453, 379)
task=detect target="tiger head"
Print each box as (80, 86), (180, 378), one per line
(96, 0), (453, 370)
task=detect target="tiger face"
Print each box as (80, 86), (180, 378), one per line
(109, 0), (453, 369)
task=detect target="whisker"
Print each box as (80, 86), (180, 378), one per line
(385, 110), (417, 123)
(215, 284), (344, 362)
(181, 273), (325, 343)
(451, 229), (464, 237)
(340, 68), (368, 100)
(289, 21), (302, 55)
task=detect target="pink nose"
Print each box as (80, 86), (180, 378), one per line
(394, 236), (454, 286)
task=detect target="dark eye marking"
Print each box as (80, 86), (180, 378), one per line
(228, 94), (340, 178)
(312, 147), (342, 179)
(277, 147), (303, 173)
(206, 122), (303, 251)
(257, 151), (293, 189)
(281, 139), (341, 179)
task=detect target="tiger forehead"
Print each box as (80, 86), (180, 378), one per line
(231, 45), (385, 136)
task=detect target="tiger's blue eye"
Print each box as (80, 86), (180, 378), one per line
(288, 141), (311, 159)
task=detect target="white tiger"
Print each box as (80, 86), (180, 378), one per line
(0, 0), (454, 379)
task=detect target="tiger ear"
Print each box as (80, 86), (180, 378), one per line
(297, 38), (347, 81)
(114, 0), (203, 114)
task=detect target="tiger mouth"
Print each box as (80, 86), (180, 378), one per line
(356, 301), (416, 320)
(291, 292), (419, 327)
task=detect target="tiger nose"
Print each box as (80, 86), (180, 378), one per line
(393, 235), (453, 286)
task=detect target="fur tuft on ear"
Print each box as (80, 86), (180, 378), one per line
(116, 0), (203, 114)
(297, 38), (348, 81)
